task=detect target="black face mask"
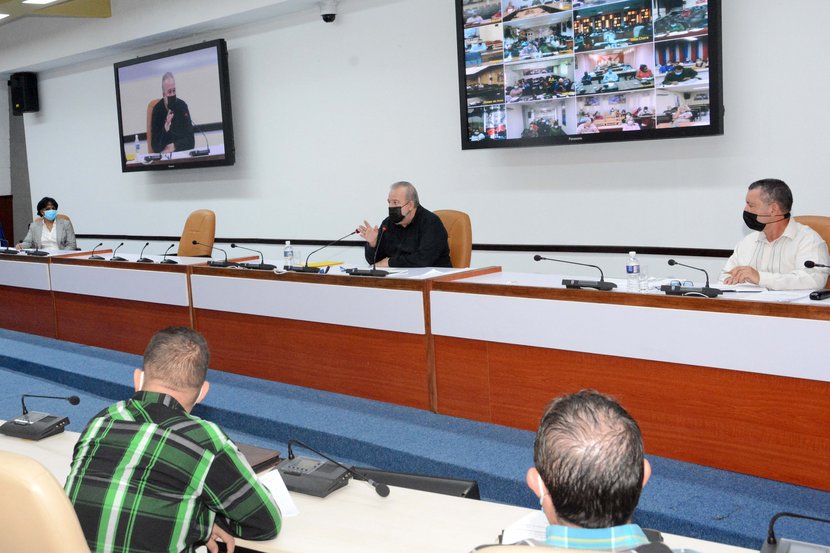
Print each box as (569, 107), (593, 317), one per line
(166, 95), (177, 111)
(743, 210), (790, 232)
(388, 202), (410, 224)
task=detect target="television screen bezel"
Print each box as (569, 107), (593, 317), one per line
(113, 38), (235, 172)
(455, 0), (724, 150)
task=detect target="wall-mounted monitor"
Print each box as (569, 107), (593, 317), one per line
(114, 38), (235, 172)
(456, 0), (723, 148)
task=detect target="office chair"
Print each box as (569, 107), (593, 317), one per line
(795, 215), (830, 287)
(177, 209), (216, 257)
(0, 450), (90, 552)
(434, 209), (472, 268)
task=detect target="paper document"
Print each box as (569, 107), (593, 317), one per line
(501, 510), (547, 544)
(260, 469), (299, 517)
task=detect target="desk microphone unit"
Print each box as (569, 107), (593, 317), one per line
(760, 512), (830, 553)
(230, 243), (277, 270)
(110, 242), (127, 261)
(88, 242), (105, 260)
(347, 226), (389, 277)
(286, 229), (358, 273)
(661, 259), (722, 298)
(26, 244), (50, 257)
(0, 239), (18, 255)
(0, 394), (80, 441)
(160, 243), (178, 264)
(192, 240), (238, 268)
(533, 255), (616, 291)
(136, 242), (154, 263)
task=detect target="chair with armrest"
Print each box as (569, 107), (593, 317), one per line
(0, 450), (90, 553)
(177, 209), (216, 257)
(794, 215), (830, 287)
(435, 209), (472, 269)
(146, 98), (161, 154)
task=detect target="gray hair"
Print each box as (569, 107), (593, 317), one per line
(161, 72), (175, 90)
(390, 181), (420, 207)
(748, 178), (793, 213)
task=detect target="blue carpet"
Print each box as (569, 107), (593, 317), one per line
(0, 328), (827, 549)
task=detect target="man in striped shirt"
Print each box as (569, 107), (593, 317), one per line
(65, 327), (281, 553)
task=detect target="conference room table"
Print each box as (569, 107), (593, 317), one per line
(0, 428), (754, 553)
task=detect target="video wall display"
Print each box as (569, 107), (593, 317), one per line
(456, 0), (722, 148)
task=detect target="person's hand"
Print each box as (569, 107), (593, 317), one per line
(375, 258), (389, 268)
(357, 220), (379, 248)
(724, 266), (760, 285)
(161, 143), (175, 154)
(205, 524), (235, 553)
(15, 243), (23, 251)
(164, 110), (174, 132)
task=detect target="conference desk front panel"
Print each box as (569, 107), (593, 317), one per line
(0, 256), (56, 337)
(48, 258), (193, 355)
(430, 274), (830, 491)
(190, 269), (432, 409)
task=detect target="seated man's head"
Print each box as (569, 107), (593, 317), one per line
(527, 390), (650, 528)
(134, 327), (211, 411)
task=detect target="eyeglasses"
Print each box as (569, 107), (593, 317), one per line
(669, 280), (694, 287)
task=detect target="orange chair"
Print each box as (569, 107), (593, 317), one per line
(434, 209), (472, 268)
(177, 209), (216, 257)
(795, 215), (830, 287)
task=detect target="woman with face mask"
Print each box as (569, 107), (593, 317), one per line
(16, 196), (77, 251)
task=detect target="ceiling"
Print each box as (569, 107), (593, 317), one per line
(0, 0), (110, 26)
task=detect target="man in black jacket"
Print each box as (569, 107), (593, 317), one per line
(151, 72), (195, 154)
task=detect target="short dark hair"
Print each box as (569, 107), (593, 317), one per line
(143, 327), (210, 391)
(534, 390), (645, 528)
(748, 178), (793, 213)
(35, 197), (58, 216)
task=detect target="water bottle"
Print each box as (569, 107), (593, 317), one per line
(134, 134), (140, 159)
(626, 251), (640, 293)
(283, 240), (294, 268)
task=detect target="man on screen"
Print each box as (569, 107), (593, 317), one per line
(721, 178), (830, 290)
(358, 181), (452, 268)
(151, 72), (195, 154)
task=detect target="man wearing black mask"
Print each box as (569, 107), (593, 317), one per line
(150, 72), (195, 154)
(358, 181), (452, 268)
(720, 178), (829, 289)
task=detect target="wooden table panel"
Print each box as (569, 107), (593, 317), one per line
(0, 285), (56, 338)
(434, 336), (492, 422)
(194, 308), (431, 410)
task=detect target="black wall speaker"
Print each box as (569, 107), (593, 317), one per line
(9, 72), (39, 115)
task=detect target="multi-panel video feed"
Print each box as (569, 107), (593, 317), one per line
(457, 0), (722, 148)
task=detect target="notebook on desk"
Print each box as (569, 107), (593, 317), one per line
(237, 442), (281, 474)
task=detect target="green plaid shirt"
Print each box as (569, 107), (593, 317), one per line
(65, 392), (281, 553)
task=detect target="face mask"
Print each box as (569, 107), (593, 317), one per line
(388, 202), (410, 224)
(743, 210), (790, 231)
(167, 95), (177, 111)
(43, 209), (58, 221)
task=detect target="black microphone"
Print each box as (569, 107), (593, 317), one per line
(287, 439), (389, 498)
(346, 226), (390, 277)
(188, 118), (211, 157)
(534, 254), (617, 291)
(804, 260), (830, 269)
(230, 243), (276, 270)
(285, 229), (359, 273)
(110, 242), (127, 262)
(89, 242), (105, 260)
(27, 242), (50, 256)
(0, 238), (19, 255)
(192, 239), (236, 268)
(137, 242), (153, 263)
(662, 258), (722, 297)
(0, 393), (81, 440)
(160, 243), (178, 264)
(761, 512), (830, 553)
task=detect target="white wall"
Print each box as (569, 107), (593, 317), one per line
(4, 0), (830, 277)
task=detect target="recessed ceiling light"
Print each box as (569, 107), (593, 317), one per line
(22, 0), (61, 4)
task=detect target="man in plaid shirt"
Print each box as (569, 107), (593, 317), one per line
(65, 327), (281, 553)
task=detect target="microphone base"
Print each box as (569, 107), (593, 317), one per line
(136, 258), (154, 263)
(562, 279), (617, 291)
(0, 411), (70, 441)
(160, 259), (179, 264)
(285, 265), (325, 273)
(27, 250), (50, 257)
(110, 256), (127, 262)
(660, 285), (723, 298)
(88, 255), (105, 260)
(208, 260), (239, 268)
(242, 262), (277, 271)
(345, 268), (390, 277)
(143, 154), (162, 161)
(189, 149), (210, 157)
(0, 248), (19, 255)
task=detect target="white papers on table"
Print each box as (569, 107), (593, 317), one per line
(260, 469), (300, 517)
(500, 510), (546, 544)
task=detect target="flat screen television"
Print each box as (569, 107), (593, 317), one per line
(456, 0), (723, 148)
(114, 38), (235, 171)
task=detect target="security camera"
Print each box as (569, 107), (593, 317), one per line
(320, 0), (337, 22)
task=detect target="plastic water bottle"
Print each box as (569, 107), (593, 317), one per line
(626, 251), (640, 292)
(134, 134), (140, 159)
(283, 240), (294, 268)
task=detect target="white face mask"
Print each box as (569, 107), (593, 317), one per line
(138, 371), (144, 391)
(537, 474), (547, 508)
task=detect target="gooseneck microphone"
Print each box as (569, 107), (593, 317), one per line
(805, 260), (830, 269)
(285, 229), (359, 273)
(761, 512), (830, 553)
(89, 242), (105, 260)
(346, 226), (389, 277)
(192, 239), (236, 268)
(22, 394), (80, 415)
(0, 238), (19, 255)
(110, 242), (127, 262)
(188, 118), (211, 157)
(230, 243), (276, 271)
(662, 258), (722, 297)
(533, 254), (617, 291)
(0, 393), (81, 440)
(137, 242), (153, 263)
(160, 243), (178, 264)
(287, 439), (390, 498)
